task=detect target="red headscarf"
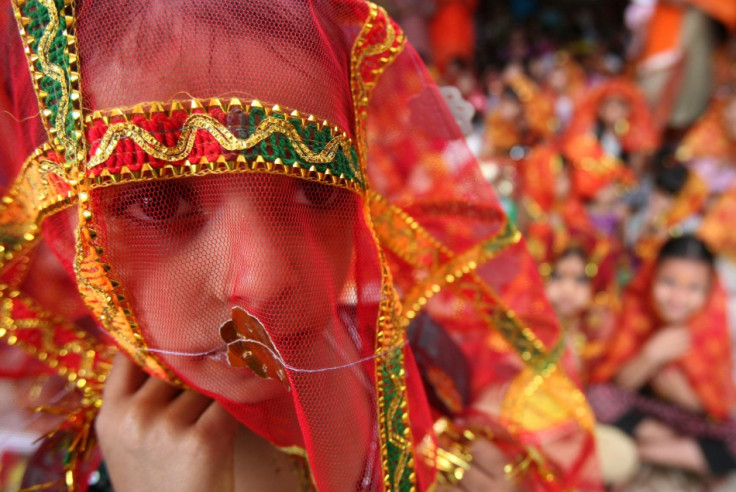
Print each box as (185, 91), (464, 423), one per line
(0, 1), (601, 490)
(564, 78), (660, 156)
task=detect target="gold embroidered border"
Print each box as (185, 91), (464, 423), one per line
(401, 221), (521, 321)
(350, 2), (406, 177)
(0, 144), (77, 273)
(86, 100), (359, 179)
(364, 206), (417, 492)
(84, 99), (362, 191)
(88, 113), (352, 168)
(0, 286), (113, 404)
(88, 156), (363, 194)
(73, 205), (175, 382)
(351, 5), (412, 490)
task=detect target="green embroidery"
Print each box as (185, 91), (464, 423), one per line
(21, 0), (77, 155)
(234, 108), (360, 185)
(380, 350), (414, 492)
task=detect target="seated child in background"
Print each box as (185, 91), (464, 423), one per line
(540, 232), (618, 383)
(589, 235), (736, 479)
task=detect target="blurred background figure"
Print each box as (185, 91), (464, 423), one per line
(376, 0), (736, 489)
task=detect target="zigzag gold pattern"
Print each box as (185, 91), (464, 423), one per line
(87, 113), (355, 170)
(36, 0), (73, 151)
(13, 0), (84, 173)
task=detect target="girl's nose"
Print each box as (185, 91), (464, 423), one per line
(200, 190), (298, 313)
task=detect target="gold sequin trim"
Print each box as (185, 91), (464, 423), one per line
(0, 287), (112, 403)
(350, 2), (406, 177)
(0, 144), (77, 273)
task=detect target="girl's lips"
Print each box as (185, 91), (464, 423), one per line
(205, 345), (229, 362)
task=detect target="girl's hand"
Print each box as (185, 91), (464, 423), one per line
(643, 326), (691, 366)
(96, 353), (238, 492)
(437, 438), (519, 492)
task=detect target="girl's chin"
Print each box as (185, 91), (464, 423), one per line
(164, 355), (290, 405)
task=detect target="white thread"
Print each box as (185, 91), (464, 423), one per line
(142, 339), (407, 374)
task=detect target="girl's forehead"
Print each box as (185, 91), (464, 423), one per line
(77, 0), (354, 133)
(655, 257), (711, 281)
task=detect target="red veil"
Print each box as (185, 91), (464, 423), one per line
(0, 1), (599, 490)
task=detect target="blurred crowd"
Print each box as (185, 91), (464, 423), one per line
(384, 0), (736, 489)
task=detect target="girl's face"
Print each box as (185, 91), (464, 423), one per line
(553, 168), (571, 201)
(598, 96), (630, 128)
(498, 93), (523, 122)
(591, 182), (620, 209)
(95, 173), (365, 404)
(652, 258), (712, 325)
(545, 253), (593, 321)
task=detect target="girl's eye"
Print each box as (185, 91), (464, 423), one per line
(660, 277), (676, 288)
(114, 181), (201, 226)
(294, 180), (339, 208)
(689, 283), (705, 293)
(576, 275), (590, 285)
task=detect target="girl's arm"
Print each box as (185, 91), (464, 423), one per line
(650, 366), (704, 413)
(615, 326), (691, 390)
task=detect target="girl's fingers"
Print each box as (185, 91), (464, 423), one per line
(103, 352), (149, 403)
(167, 390), (217, 425)
(133, 372), (183, 408)
(197, 399), (239, 436)
(469, 438), (508, 477)
(458, 466), (499, 492)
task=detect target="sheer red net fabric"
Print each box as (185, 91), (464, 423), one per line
(365, 44), (601, 490)
(0, 0), (601, 490)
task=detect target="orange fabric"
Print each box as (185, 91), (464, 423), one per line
(591, 264), (735, 421)
(678, 98), (736, 162)
(428, 0), (477, 72)
(521, 145), (564, 214)
(688, 0), (736, 30)
(641, 3), (685, 62)
(561, 133), (637, 202)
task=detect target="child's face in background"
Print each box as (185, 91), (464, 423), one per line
(498, 92), (523, 122)
(652, 257), (712, 325)
(591, 182), (621, 210)
(548, 66), (568, 94)
(598, 96), (630, 129)
(553, 167), (571, 202)
(545, 253), (593, 321)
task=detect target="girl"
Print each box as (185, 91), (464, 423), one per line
(590, 235), (736, 480)
(0, 1), (599, 490)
